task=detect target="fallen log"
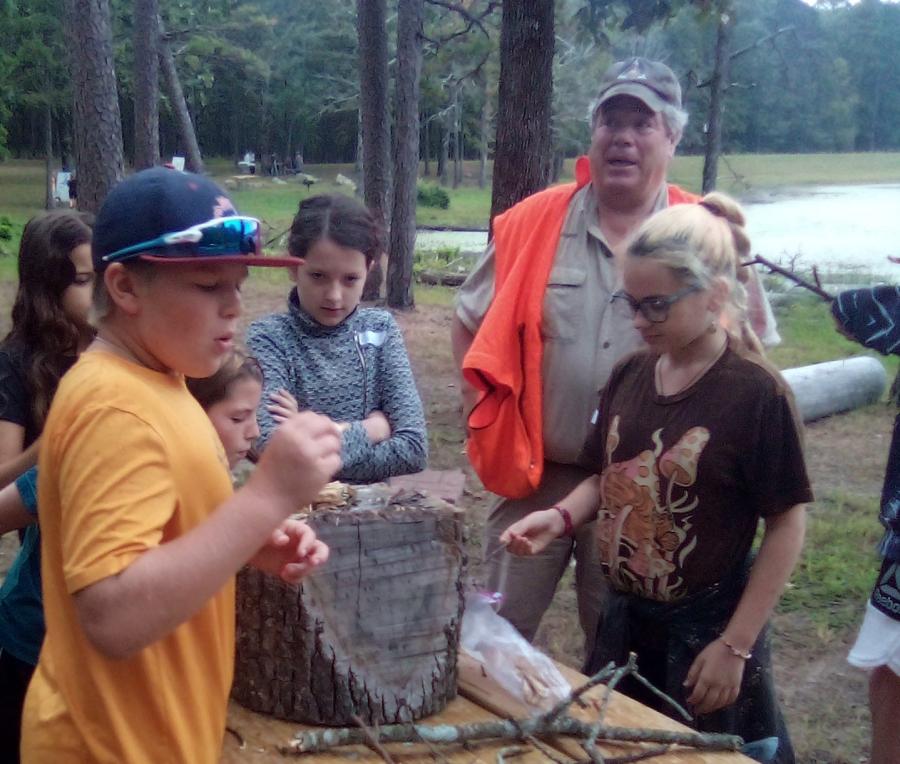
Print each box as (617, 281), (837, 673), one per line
(783, 355), (887, 422)
(416, 270), (467, 287)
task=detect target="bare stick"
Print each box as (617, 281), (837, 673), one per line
(627, 671), (692, 723)
(496, 746), (530, 762)
(540, 661), (617, 724)
(743, 255), (834, 302)
(524, 734), (573, 764)
(603, 746), (672, 764)
(284, 715), (742, 755)
(351, 714), (398, 764)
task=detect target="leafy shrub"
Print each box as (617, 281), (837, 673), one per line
(0, 217), (13, 241)
(417, 184), (450, 209)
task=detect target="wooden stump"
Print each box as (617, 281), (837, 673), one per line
(232, 490), (466, 726)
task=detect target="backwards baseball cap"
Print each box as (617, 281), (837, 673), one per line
(92, 167), (299, 271)
(594, 57), (682, 115)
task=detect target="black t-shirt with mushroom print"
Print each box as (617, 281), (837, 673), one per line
(581, 345), (813, 602)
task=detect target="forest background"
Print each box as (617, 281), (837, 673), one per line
(2, 0), (899, 183)
(1, 1), (899, 760)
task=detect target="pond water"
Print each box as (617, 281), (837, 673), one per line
(415, 183), (900, 284)
(744, 184), (900, 282)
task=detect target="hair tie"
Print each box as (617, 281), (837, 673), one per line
(698, 199), (725, 218)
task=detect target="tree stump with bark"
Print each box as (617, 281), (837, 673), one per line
(232, 489), (466, 726)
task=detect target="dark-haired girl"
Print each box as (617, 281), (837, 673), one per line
(0, 210), (93, 761)
(247, 194), (427, 482)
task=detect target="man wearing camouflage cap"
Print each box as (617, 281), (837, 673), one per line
(452, 57), (773, 649)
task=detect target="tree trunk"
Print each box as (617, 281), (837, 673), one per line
(386, 0), (423, 310)
(65, 0), (124, 213)
(357, 0), (391, 301)
(133, 0), (160, 170)
(436, 122), (446, 181)
(478, 72), (489, 190)
(439, 114), (450, 186)
(232, 497), (464, 725)
(158, 19), (204, 174)
(44, 104), (54, 210)
(355, 109), (363, 178)
(701, 5), (733, 194)
(452, 82), (463, 189)
(489, 0), (554, 228)
(423, 115), (430, 176)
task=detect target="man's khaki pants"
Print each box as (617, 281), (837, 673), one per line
(482, 461), (607, 652)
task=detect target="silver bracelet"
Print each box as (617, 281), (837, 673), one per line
(720, 637), (752, 661)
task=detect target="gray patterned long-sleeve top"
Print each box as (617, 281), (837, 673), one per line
(246, 289), (428, 482)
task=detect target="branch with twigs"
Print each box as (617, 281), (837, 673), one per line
(424, 0), (498, 38)
(743, 254), (834, 302)
(280, 656), (743, 761)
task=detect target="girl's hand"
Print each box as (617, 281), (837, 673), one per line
(499, 509), (566, 556)
(683, 638), (746, 715)
(249, 518), (330, 584)
(268, 389), (300, 423)
(361, 411), (391, 444)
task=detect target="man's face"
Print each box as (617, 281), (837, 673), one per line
(588, 95), (677, 207)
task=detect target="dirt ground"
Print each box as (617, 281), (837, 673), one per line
(0, 279), (890, 763)
(380, 295), (888, 764)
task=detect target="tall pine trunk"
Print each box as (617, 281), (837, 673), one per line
(158, 20), (204, 174)
(134, 0), (160, 169)
(478, 72), (489, 190)
(44, 104), (54, 210)
(452, 82), (462, 189)
(65, 0), (124, 213)
(386, 0), (423, 310)
(702, 5), (733, 194)
(489, 0), (554, 227)
(357, 0), (391, 300)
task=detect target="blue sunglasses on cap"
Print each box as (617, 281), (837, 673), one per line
(102, 216), (262, 264)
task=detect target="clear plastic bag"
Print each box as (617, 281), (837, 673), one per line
(461, 591), (571, 709)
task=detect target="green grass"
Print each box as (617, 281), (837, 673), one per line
(768, 296), (899, 380)
(780, 491), (883, 633)
(5, 151), (900, 241)
(413, 284), (456, 308)
(414, 186), (492, 229)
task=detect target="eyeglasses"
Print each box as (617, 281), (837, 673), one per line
(610, 285), (699, 323)
(102, 216), (262, 263)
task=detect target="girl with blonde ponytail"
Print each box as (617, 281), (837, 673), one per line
(500, 193), (811, 762)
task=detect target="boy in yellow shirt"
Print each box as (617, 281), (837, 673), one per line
(21, 168), (342, 763)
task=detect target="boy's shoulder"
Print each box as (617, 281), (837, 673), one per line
(58, 352), (183, 412)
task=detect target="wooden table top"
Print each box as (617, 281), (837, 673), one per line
(221, 655), (753, 763)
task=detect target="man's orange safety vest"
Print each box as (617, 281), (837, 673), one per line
(462, 156), (699, 498)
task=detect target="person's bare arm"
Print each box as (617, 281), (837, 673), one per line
(73, 412), (341, 660)
(500, 475), (602, 555)
(0, 439), (39, 489)
(684, 503), (806, 714)
(0, 480), (34, 536)
(0, 421), (27, 489)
